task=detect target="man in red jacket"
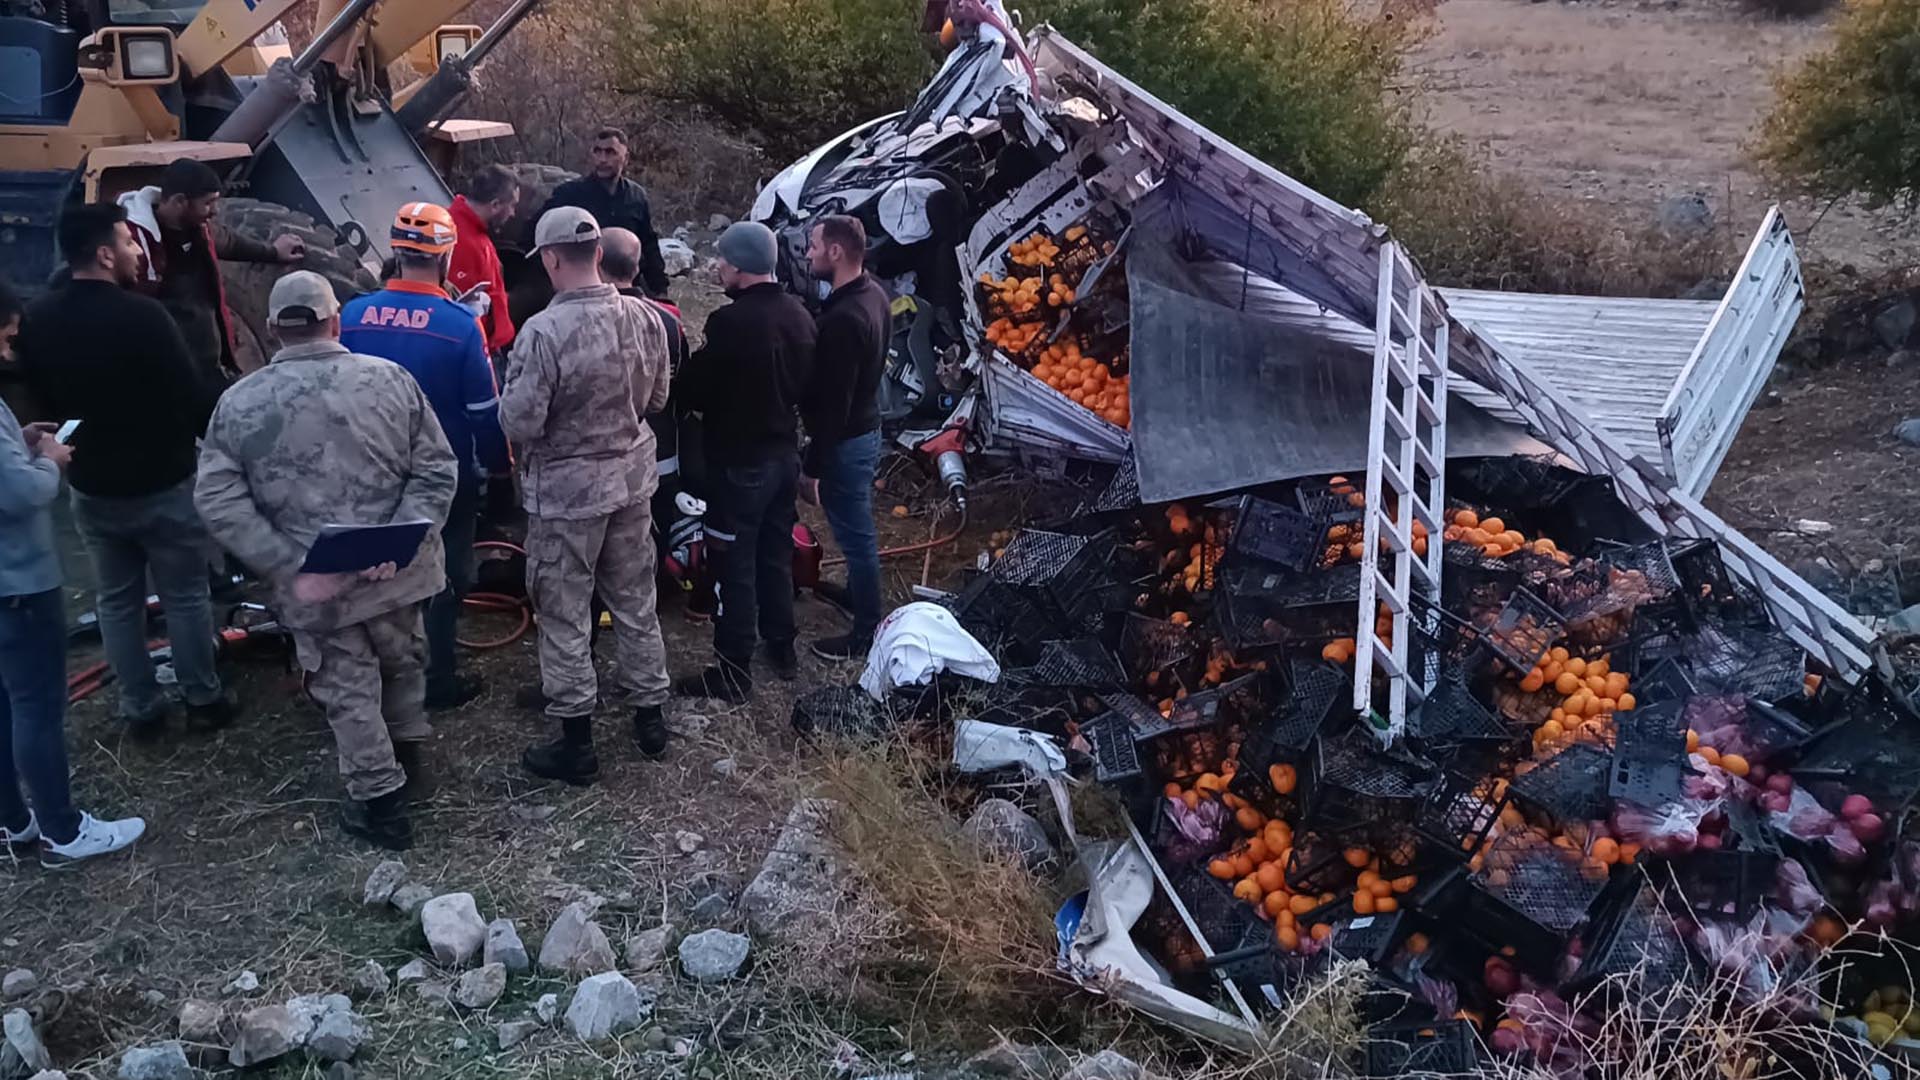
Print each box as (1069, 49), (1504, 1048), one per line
(448, 164), (520, 356)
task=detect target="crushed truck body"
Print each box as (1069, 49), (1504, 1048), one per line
(766, 18), (1917, 1073)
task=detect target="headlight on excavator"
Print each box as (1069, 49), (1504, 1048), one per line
(120, 34), (175, 80)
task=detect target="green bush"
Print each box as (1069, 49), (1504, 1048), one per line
(606, 0), (935, 159)
(1758, 0), (1920, 213)
(1030, 0), (1424, 208)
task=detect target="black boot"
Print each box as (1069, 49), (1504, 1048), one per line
(523, 715), (599, 785)
(672, 660), (751, 704)
(341, 790), (413, 851)
(393, 739), (436, 802)
(513, 683), (549, 711)
(765, 641), (799, 682)
(633, 705), (670, 759)
(425, 674), (486, 712)
(185, 694), (238, 732)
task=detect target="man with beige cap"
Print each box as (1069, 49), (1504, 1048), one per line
(501, 206), (674, 785)
(195, 270), (458, 851)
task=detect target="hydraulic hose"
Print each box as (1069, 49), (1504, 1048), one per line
(459, 540), (533, 650)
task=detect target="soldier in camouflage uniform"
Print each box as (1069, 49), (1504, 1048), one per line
(501, 207), (674, 784)
(195, 272), (458, 851)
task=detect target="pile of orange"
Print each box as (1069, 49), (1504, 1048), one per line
(1512, 648), (1632, 755)
(1443, 508), (1570, 564)
(1007, 230), (1062, 269)
(983, 317), (1043, 354)
(1030, 340), (1130, 429)
(1685, 728), (1751, 777)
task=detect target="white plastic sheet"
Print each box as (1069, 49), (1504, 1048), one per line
(858, 602), (1000, 701)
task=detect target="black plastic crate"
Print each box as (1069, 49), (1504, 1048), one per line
(1363, 1020), (1479, 1079)
(1165, 670), (1267, 732)
(1595, 539), (1683, 598)
(1216, 561), (1364, 649)
(1610, 698), (1688, 806)
(1654, 800), (1780, 919)
(1168, 858), (1258, 953)
(1409, 674), (1515, 746)
(1227, 494), (1329, 575)
(1239, 658), (1348, 775)
(1415, 770), (1508, 862)
(1440, 542), (1521, 614)
(1083, 711), (1143, 782)
(790, 685), (888, 737)
(1688, 623), (1807, 705)
(1566, 873), (1697, 1000)
(1412, 865), (1568, 978)
(986, 528), (1122, 642)
(1206, 923), (1310, 1011)
(1327, 910), (1409, 967)
(1473, 835), (1609, 934)
(1022, 638), (1125, 688)
(1509, 742), (1615, 824)
(1118, 612), (1200, 683)
(1303, 731), (1437, 829)
(1296, 478), (1367, 525)
(1100, 689), (1175, 743)
(1481, 587), (1566, 673)
(1631, 655), (1697, 706)
(1285, 827), (1368, 895)
(1792, 678), (1920, 807)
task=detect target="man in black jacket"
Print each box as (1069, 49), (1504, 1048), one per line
(18, 204), (233, 739)
(536, 127), (671, 300)
(801, 215), (892, 661)
(672, 222), (815, 703)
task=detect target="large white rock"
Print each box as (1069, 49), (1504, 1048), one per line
(677, 929), (749, 983)
(226, 1005), (302, 1068)
(622, 925), (672, 973)
(361, 861), (408, 906)
(176, 1000), (222, 1044)
(450, 964), (507, 1011)
(741, 799), (853, 939)
(420, 894), (488, 968)
(660, 239), (696, 278)
(1, 1010), (52, 1077)
(0, 972), (35, 1002)
(307, 1010), (370, 1063)
(116, 1043), (194, 1080)
(537, 902), (615, 976)
(562, 972), (650, 1042)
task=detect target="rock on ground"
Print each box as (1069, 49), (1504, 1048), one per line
(961, 798), (1055, 871)
(348, 961), (388, 1000)
(741, 799), (853, 939)
(451, 964), (507, 1011)
(1893, 418), (1920, 448)
(176, 1000), (222, 1043)
(538, 902), (616, 976)
(533, 994), (560, 1025)
(484, 919), (530, 973)
(965, 1039), (1065, 1077)
(660, 239), (697, 278)
(686, 893), (731, 924)
(623, 925), (673, 973)
(27, 1072), (66, 1080)
(117, 1043), (193, 1080)
(420, 893), (488, 968)
(1059, 1050), (1150, 1080)
(361, 860), (408, 906)
(711, 757), (738, 778)
(563, 972), (650, 1042)
(0, 972), (34, 1001)
(389, 884), (433, 916)
(221, 971), (260, 997)
(494, 1021), (540, 1050)
(227, 1005), (302, 1068)
(677, 929), (750, 983)
(307, 1010), (370, 1063)
(1653, 192), (1713, 237)
(2, 1009), (52, 1076)
(393, 960), (429, 987)
(707, 213), (733, 232)
(1873, 295), (1918, 350)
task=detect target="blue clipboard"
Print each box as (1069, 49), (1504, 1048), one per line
(299, 519), (434, 575)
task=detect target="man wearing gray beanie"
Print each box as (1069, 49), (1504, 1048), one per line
(671, 222), (817, 703)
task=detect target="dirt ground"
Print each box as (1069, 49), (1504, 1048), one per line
(1411, 0), (1920, 271)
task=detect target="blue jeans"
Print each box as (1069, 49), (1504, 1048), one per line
(426, 484), (479, 695)
(70, 478), (224, 720)
(817, 430), (883, 641)
(0, 589), (79, 842)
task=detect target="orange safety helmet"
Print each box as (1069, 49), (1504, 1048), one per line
(391, 202), (457, 256)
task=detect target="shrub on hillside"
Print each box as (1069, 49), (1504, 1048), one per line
(605, 0), (935, 160)
(1030, 0), (1426, 209)
(1758, 0), (1920, 214)
(1376, 144), (1736, 296)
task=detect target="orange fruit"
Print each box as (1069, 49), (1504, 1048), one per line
(1354, 890), (1376, 915)
(1406, 932), (1430, 954)
(1391, 875), (1417, 894)
(1246, 838), (1270, 864)
(1519, 671), (1546, 693)
(1586, 674), (1609, 696)
(1209, 858), (1236, 880)
(1370, 879), (1394, 899)
(1276, 925), (1301, 951)
(1270, 764), (1298, 795)
(1343, 847), (1372, 869)
(1310, 923), (1333, 942)
(1163, 782), (1182, 798)
(1591, 837), (1620, 865)
(1554, 672), (1581, 696)
(1720, 753), (1751, 778)
(1182, 790), (1201, 811)
(1231, 853), (1256, 878)
(1481, 517), (1506, 534)
(1697, 746), (1721, 767)
(1617, 693), (1636, 711)
(1686, 729), (1700, 752)
(1289, 894), (1318, 916)
(1257, 863), (1285, 894)
(1376, 897), (1399, 913)
(1264, 891), (1289, 917)
(1234, 878), (1264, 904)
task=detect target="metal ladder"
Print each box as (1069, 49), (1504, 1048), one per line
(1354, 241), (1450, 739)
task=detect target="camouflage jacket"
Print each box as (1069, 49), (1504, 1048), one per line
(195, 339), (458, 632)
(500, 283), (670, 520)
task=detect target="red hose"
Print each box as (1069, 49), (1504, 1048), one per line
(460, 540), (532, 650)
(822, 506), (969, 567)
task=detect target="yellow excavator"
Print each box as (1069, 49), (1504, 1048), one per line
(0, 0), (539, 360)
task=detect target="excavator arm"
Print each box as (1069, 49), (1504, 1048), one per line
(175, 0), (306, 78)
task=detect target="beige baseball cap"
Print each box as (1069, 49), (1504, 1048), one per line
(267, 270), (340, 327)
(533, 206), (602, 250)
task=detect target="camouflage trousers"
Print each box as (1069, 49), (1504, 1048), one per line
(526, 500), (671, 720)
(292, 606), (430, 801)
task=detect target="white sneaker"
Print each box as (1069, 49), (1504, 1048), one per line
(0, 811), (40, 846)
(40, 811), (146, 867)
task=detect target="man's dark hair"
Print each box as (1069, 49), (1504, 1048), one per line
(57, 203), (129, 268)
(0, 278), (20, 326)
(815, 215), (867, 265)
(592, 125), (627, 146)
(396, 249), (448, 275)
(467, 164), (519, 205)
(599, 240), (639, 285)
(159, 158), (223, 200)
(547, 239), (599, 267)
